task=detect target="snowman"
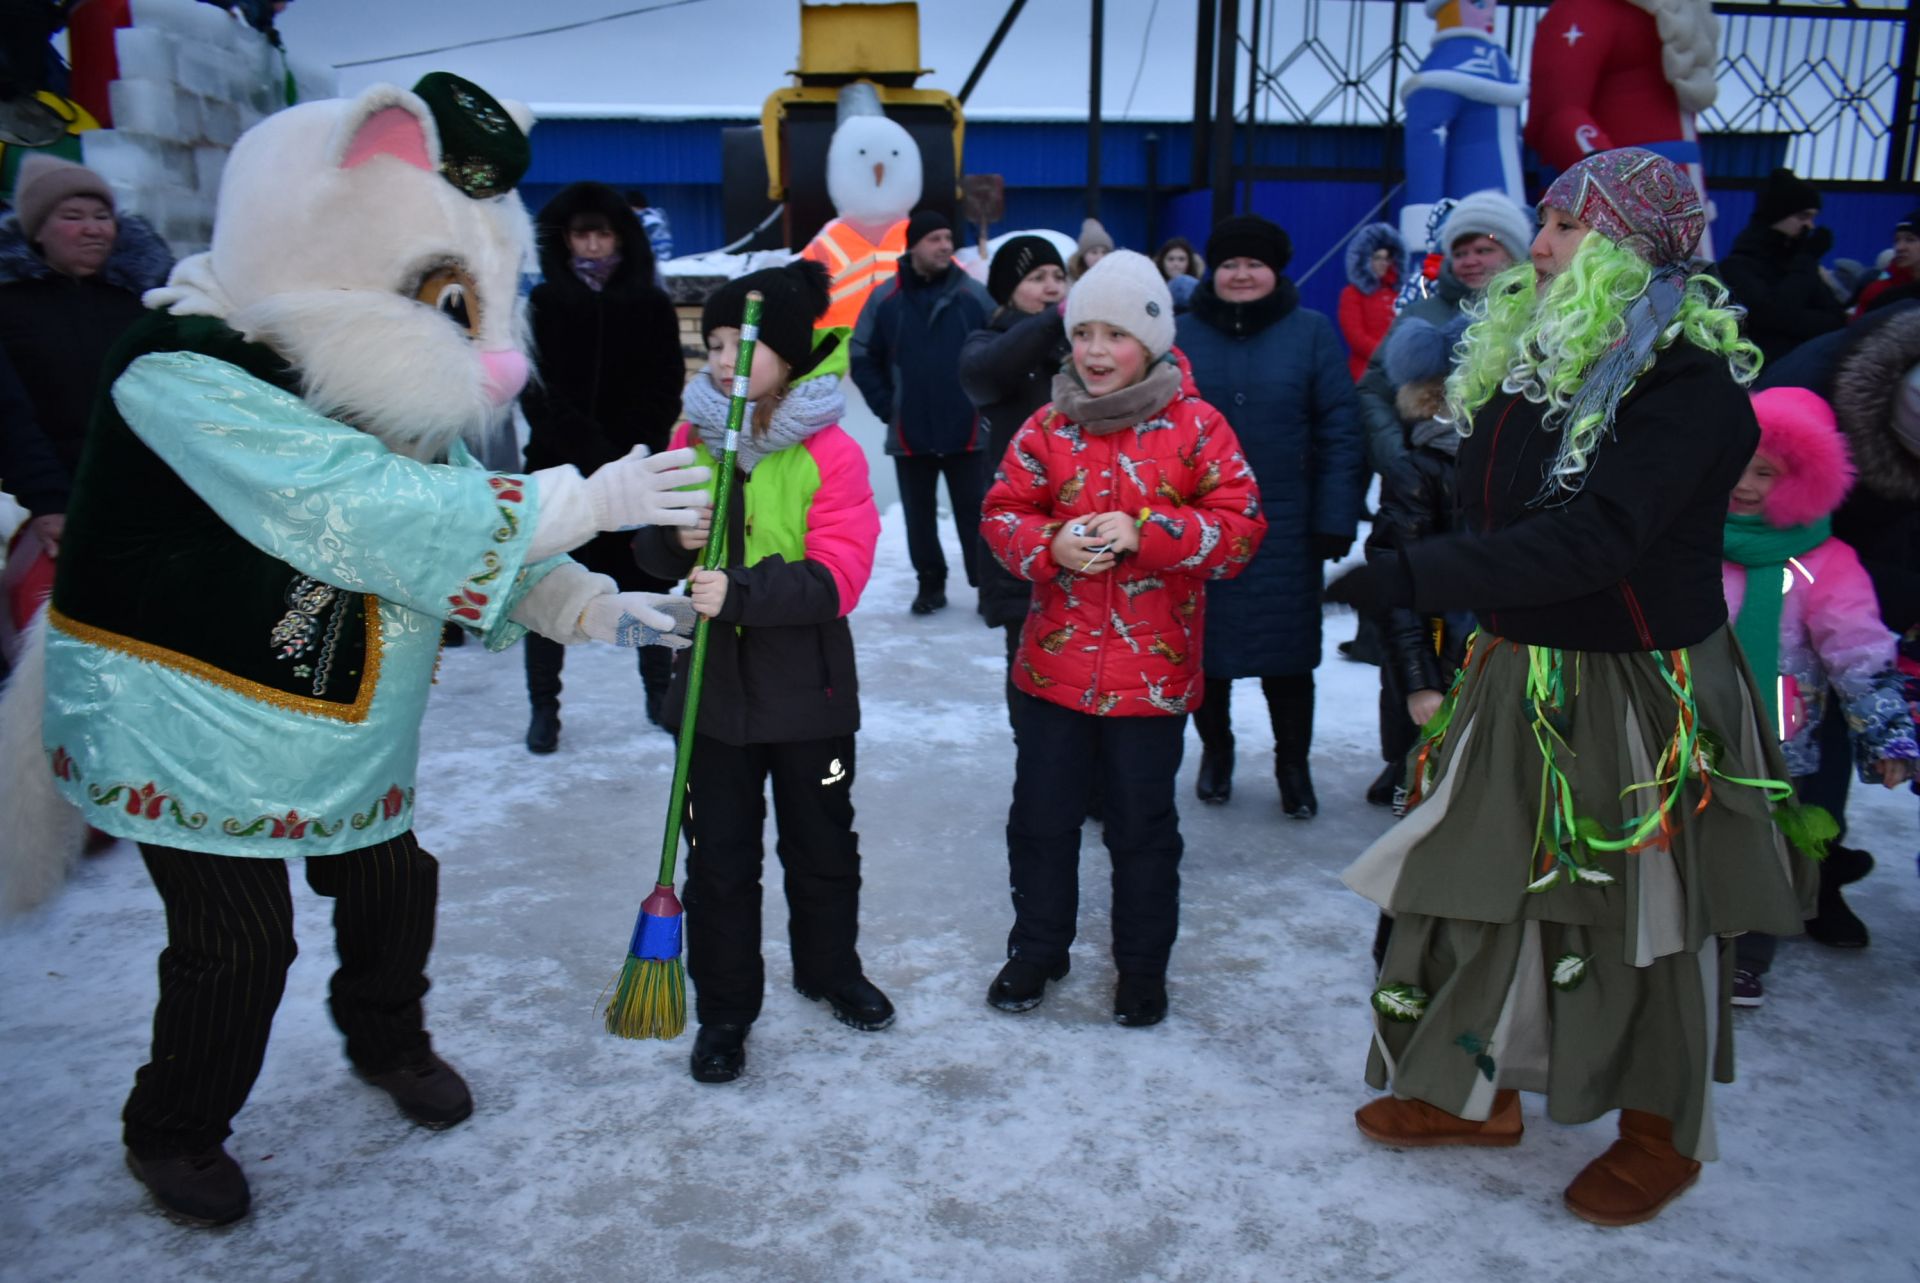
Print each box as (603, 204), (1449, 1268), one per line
(798, 81), (923, 331)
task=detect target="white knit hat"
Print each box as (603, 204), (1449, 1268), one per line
(1438, 190), (1533, 264)
(1064, 249), (1176, 359)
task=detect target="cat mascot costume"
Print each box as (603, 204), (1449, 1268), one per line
(0, 75), (711, 1226)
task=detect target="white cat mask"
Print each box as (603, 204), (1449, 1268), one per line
(148, 80), (536, 461)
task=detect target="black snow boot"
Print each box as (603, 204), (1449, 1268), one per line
(1113, 973), (1168, 1028)
(1269, 677), (1317, 819)
(1366, 760), (1400, 807)
(795, 975), (896, 1031)
(910, 579), (947, 615)
(1193, 678), (1234, 803)
(1824, 843), (1874, 886)
(987, 957), (1070, 1013)
(525, 702), (560, 755)
(358, 1050), (473, 1129)
(1804, 870), (1870, 949)
(690, 1023), (749, 1083)
(126, 1145), (251, 1227)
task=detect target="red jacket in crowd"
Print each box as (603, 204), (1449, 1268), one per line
(982, 353), (1267, 718)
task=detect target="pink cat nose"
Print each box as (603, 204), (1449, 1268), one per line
(480, 348), (529, 406)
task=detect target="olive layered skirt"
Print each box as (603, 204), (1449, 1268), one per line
(1343, 628), (1816, 1160)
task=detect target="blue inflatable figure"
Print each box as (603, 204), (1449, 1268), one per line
(1397, 0), (1527, 261)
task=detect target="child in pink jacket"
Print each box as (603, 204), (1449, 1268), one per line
(1723, 386), (1916, 1005)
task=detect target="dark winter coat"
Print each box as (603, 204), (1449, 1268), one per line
(0, 344), (68, 518)
(521, 182), (686, 589)
(1382, 341), (1757, 652)
(1363, 382), (1471, 697)
(849, 262), (994, 456)
(1356, 265), (1472, 476)
(1337, 223), (1403, 381)
(1175, 277), (1365, 677)
(1716, 221), (1847, 366)
(981, 354), (1266, 717)
(632, 417), (877, 746)
(0, 211), (172, 514)
(1826, 304), (1920, 635)
(958, 303), (1071, 628)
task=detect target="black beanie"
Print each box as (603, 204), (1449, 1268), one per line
(702, 259), (832, 376)
(906, 209), (950, 249)
(986, 234), (1066, 305)
(1205, 214), (1291, 274)
(1898, 209), (1920, 237)
(1754, 167), (1821, 227)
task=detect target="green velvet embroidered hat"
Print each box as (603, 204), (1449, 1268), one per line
(410, 72), (529, 199)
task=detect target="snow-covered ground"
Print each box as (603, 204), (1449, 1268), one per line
(2, 505), (1916, 1282)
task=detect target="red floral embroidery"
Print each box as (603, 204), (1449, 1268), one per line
(488, 475), (526, 504)
(50, 746), (76, 781)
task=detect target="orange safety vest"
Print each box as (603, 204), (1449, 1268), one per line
(800, 218), (907, 331)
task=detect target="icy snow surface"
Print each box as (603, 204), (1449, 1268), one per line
(2, 506), (1916, 1282)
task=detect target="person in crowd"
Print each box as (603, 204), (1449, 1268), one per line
(1716, 167), (1846, 365)
(0, 153), (171, 637)
(980, 249), (1264, 1027)
(1361, 313), (1474, 822)
(1342, 148), (1816, 1227)
(633, 260), (888, 1086)
(1358, 191), (1531, 478)
(957, 233), (1071, 718)
(518, 181), (687, 753)
(1154, 235), (1204, 312)
(1067, 216), (1114, 282)
(1175, 214), (1364, 816)
(1337, 223), (1405, 381)
(849, 209), (995, 615)
(623, 187), (675, 271)
(1722, 387), (1916, 1007)
(1851, 209), (1919, 318)
(1752, 300), (1920, 893)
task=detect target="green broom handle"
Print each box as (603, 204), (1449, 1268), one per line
(653, 291), (762, 886)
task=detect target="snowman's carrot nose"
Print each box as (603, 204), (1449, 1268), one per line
(873, 162), (885, 186)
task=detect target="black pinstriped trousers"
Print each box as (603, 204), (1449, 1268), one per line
(122, 834), (439, 1158)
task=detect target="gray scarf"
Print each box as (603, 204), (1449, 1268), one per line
(1048, 358), (1184, 436)
(1410, 416), (1462, 456)
(681, 372), (846, 473)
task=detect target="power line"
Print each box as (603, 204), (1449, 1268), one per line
(1120, 0), (1162, 118)
(333, 0), (711, 69)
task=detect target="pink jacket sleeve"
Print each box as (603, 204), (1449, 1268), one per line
(1800, 539), (1897, 697)
(802, 426), (880, 616)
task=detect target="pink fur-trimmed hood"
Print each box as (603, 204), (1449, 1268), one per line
(1749, 387), (1855, 527)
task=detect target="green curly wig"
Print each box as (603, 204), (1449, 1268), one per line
(1445, 233), (1760, 497)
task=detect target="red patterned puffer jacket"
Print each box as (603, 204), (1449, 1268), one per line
(982, 353), (1266, 717)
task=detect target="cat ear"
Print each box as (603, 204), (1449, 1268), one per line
(333, 88), (441, 173)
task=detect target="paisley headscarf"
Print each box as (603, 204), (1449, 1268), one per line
(1540, 147), (1705, 269)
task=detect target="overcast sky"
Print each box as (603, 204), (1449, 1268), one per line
(277, 0), (1221, 119)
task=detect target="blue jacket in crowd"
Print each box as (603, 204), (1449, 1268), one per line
(850, 262), (994, 456)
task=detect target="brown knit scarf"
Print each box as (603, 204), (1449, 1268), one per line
(1048, 358), (1183, 436)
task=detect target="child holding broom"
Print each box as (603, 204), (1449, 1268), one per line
(979, 249), (1266, 1027)
(632, 260), (886, 1084)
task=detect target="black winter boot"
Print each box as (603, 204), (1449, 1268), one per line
(1804, 868), (1870, 948)
(987, 957), (1070, 1013)
(524, 632), (564, 753)
(1196, 748), (1234, 803)
(358, 1049), (473, 1129)
(1113, 973), (1168, 1027)
(690, 1024), (749, 1083)
(1366, 761), (1400, 807)
(1268, 675), (1317, 819)
(126, 1146), (251, 1227)
(525, 702), (560, 755)
(910, 579), (948, 615)
(795, 975), (896, 1031)
(1193, 677), (1234, 803)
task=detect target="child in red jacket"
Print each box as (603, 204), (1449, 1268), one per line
(980, 249), (1266, 1027)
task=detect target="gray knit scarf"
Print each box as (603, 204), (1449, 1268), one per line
(1049, 357), (1184, 436)
(681, 371), (845, 473)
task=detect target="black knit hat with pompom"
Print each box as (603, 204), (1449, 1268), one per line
(702, 258), (833, 375)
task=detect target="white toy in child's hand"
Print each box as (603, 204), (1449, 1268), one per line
(586, 445), (713, 530)
(581, 592), (696, 649)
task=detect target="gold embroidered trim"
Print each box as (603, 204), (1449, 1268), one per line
(49, 601), (385, 724)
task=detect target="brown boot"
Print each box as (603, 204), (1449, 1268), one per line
(1564, 1109), (1702, 1226)
(1355, 1090), (1522, 1147)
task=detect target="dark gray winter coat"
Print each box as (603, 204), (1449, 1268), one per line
(1356, 264), (1472, 476)
(1176, 278), (1365, 677)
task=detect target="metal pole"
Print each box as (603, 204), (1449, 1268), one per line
(1209, 0), (1240, 226)
(958, 0), (1031, 106)
(1889, 11), (1920, 183)
(1192, 0), (1216, 190)
(1242, 0), (1260, 213)
(1385, 0), (1405, 200)
(1088, 0), (1104, 218)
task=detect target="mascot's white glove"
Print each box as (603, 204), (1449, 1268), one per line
(580, 592), (697, 651)
(527, 445), (711, 561)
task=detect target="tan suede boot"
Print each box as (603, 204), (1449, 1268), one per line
(1354, 1090), (1523, 1147)
(1563, 1109), (1702, 1226)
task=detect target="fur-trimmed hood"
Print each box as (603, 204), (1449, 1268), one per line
(0, 210), (173, 296)
(533, 180), (655, 295)
(1345, 222), (1404, 292)
(1748, 387), (1854, 526)
(1830, 303), (1920, 504)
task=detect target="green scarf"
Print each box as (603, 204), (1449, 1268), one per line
(1723, 512), (1829, 730)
